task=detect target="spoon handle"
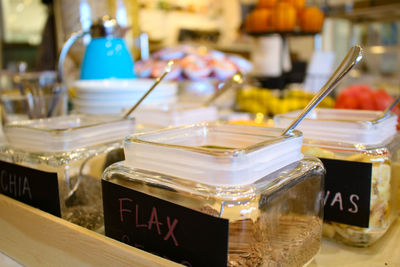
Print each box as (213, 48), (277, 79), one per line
(123, 61), (174, 119)
(281, 45), (363, 136)
(47, 85), (66, 117)
(380, 96), (400, 119)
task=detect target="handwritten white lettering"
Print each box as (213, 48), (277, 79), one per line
(348, 194), (359, 213)
(324, 190), (363, 215)
(9, 173), (16, 196)
(1, 170), (8, 191)
(324, 190), (330, 205)
(0, 170), (32, 199)
(330, 192), (343, 211)
(22, 177), (32, 199)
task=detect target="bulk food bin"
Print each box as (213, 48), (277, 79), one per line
(102, 122), (325, 266)
(275, 108), (400, 247)
(0, 115), (135, 232)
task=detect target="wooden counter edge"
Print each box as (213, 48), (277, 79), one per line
(0, 194), (182, 267)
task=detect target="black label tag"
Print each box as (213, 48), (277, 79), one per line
(102, 180), (229, 267)
(321, 158), (372, 228)
(0, 160), (61, 217)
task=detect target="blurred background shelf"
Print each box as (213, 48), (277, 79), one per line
(326, 1), (400, 22)
(246, 31), (321, 37)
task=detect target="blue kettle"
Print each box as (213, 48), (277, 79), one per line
(58, 16), (146, 81)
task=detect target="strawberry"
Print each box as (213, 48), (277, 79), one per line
(334, 85), (399, 130)
(358, 90), (376, 110)
(335, 96), (359, 109)
(373, 89), (393, 111)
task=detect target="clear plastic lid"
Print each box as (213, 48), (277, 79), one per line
(274, 108), (398, 146)
(124, 122), (303, 186)
(4, 114), (135, 152)
(133, 103), (218, 127)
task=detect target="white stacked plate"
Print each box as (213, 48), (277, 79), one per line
(72, 79), (178, 115)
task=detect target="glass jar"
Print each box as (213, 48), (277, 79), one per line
(275, 108), (400, 247)
(102, 122), (324, 266)
(0, 114), (135, 232)
(0, 71), (67, 124)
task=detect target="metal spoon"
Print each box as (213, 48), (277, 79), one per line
(123, 61), (174, 119)
(281, 45), (363, 136)
(14, 75), (34, 119)
(202, 71), (245, 107)
(14, 63), (35, 119)
(47, 84), (65, 117)
(64, 62), (174, 205)
(64, 63), (174, 205)
(64, 155), (92, 207)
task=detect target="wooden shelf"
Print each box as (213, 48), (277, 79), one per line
(1, 193), (400, 266)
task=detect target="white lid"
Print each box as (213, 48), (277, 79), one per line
(72, 79), (178, 115)
(133, 103), (218, 127)
(124, 122), (303, 187)
(4, 115), (135, 152)
(73, 78), (177, 94)
(274, 108), (398, 146)
(73, 95), (177, 115)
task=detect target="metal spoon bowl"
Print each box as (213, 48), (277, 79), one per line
(202, 71), (245, 107)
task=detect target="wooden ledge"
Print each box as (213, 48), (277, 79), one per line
(0, 194), (181, 267)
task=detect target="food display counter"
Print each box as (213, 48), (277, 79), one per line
(1, 46), (399, 266)
(0, 194), (400, 266)
(313, 219), (400, 266)
(1, 0), (399, 265)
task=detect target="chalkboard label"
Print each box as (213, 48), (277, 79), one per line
(0, 160), (61, 217)
(102, 180), (229, 267)
(321, 158), (372, 228)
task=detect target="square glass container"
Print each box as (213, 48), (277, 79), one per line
(102, 122), (325, 266)
(0, 114), (135, 231)
(274, 108), (400, 247)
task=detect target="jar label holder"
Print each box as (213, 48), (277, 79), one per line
(102, 179), (229, 266)
(321, 158), (372, 228)
(0, 160), (61, 217)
